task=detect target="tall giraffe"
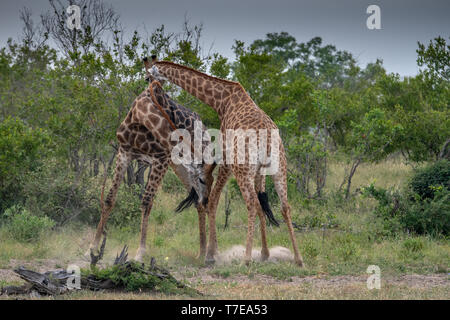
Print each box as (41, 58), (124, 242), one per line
(88, 75), (216, 262)
(147, 56), (304, 266)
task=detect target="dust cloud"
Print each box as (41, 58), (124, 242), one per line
(215, 245), (294, 265)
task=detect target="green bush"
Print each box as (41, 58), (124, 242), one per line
(3, 205), (55, 242)
(22, 163), (99, 226)
(0, 117), (49, 212)
(108, 184), (142, 229)
(410, 160), (449, 200)
(402, 187), (449, 235)
(400, 238), (426, 260)
(161, 168), (185, 194)
(295, 210), (339, 229)
(362, 182), (449, 236)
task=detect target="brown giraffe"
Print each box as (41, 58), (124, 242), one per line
(88, 75), (216, 262)
(147, 56), (304, 266)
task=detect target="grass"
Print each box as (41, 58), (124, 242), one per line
(0, 158), (448, 299)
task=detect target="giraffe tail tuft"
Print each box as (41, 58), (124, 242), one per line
(258, 192), (280, 227)
(175, 188), (199, 213)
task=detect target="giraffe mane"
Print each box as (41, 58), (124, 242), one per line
(155, 60), (246, 89)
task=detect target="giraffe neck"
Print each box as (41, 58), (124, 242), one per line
(154, 61), (243, 119)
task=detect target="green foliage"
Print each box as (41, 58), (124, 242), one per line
(333, 234), (360, 261)
(0, 117), (49, 212)
(362, 182), (450, 236)
(393, 107), (449, 162)
(410, 160), (450, 199)
(403, 187), (450, 236)
(347, 109), (403, 163)
(295, 210), (339, 229)
(3, 205), (55, 242)
(85, 261), (196, 295)
(161, 168), (186, 194)
(108, 184), (142, 229)
(400, 238), (426, 260)
(417, 36), (450, 81)
(21, 162), (99, 226)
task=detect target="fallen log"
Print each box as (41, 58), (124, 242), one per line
(1, 246), (201, 297)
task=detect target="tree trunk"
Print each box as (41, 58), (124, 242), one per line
(345, 158), (361, 199)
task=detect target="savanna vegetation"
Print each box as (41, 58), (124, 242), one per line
(0, 0), (448, 299)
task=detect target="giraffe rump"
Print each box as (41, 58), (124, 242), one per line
(257, 192), (280, 227)
(175, 188), (199, 213)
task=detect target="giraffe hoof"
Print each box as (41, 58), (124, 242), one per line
(196, 253), (206, 261)
(295, 259), (304, 268)
(205, 257), (216, 266)
(134, 248), (146, 263)
(261, 253), (270, 262)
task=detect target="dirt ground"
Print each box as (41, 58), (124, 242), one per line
(1, 258), (448, 300)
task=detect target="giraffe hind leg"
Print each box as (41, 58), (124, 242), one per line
(255, 175), (270, 261)
(273, 171), (304, 267)
(135, 157), (169, 262)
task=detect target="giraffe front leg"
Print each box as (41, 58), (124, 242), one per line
(235, 173), (259, 266)
(196, 205), (207, 260)
(206, 165), (231, 264)
(135, 158), (169, 262)
(87, 149), (129, 258)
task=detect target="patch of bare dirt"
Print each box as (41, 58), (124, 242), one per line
(1, 254), (448, 292)
(181, 269), (449, 290)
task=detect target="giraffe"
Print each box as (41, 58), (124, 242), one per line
(87, 74), (216, 262)
(147, 56), (304, 267)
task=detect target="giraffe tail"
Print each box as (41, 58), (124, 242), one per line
(175, 188), (199, 213)
(258, 192), (280, 227)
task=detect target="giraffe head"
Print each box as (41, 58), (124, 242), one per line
(143, 56), (166, 83)
(176, 162), (216, 212)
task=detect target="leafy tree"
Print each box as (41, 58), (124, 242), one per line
(417, 36), (450, 81)
(341, 109), (403, 198)
(0, 117), (49, 212)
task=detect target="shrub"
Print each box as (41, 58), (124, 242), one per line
(161, 168), (185, 194)
(410, 159), (449, 200)
(0, 117), (49, 212)
(402, 187), (449, 235)
(108, 184), (142, 229)
(22, 162), (99, 226)
(3, 205), (55, 242)
(333, 234), (360, 261)
(400, 238), (426, 260)
(402, 237), (425, 253)
(362, 182), (449, 236)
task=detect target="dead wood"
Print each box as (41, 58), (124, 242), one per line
(1, 245), (201, 297)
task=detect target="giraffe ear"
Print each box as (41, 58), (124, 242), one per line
(143, 57), (151, 72)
